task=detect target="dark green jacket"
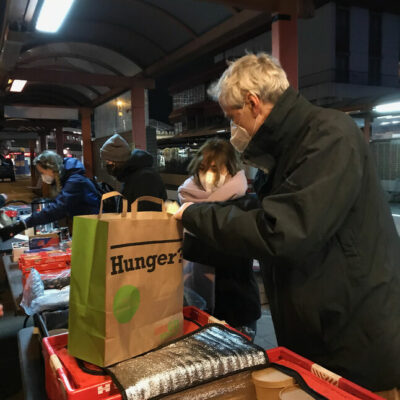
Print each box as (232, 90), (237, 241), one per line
(182, 87), (400, 391)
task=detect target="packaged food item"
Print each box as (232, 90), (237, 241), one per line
(29, 233), (59, 250)
(42, 269), (70, 290)
(18, 249), (71, 286)
(20, 267), (70, 315)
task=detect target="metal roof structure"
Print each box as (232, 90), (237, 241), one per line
(0, 0), (285, 109)
(0, 0), (398, 127)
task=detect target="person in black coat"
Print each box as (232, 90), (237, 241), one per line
(174, 53), (400, 396)
(100, 134), (167, 211)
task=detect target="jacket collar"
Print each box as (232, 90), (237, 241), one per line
(241, 87), (313, 173)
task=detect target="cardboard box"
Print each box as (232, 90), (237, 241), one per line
(12, 242), (29, 262)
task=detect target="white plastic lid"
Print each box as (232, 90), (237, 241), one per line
(252, 368), (295, 389)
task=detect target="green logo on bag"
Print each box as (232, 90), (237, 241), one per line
(113, 285), (140, 323)
(160, 319), (180, 341)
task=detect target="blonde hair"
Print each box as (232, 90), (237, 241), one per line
(34, 150), (63, 191)
(208, 52), (289, 108)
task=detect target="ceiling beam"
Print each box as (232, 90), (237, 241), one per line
(90, 87), (127, 108)
(8, 68), (155, 89)
(3, 102), (79, 109)
(145, 10), (267, 77)
(4, 119), (67, 129)
(19, 52), (124, 75)
(200, 0), (314, 17)
(200, 0), (295, 12)
(25, 66), (103, 96)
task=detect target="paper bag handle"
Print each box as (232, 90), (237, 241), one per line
(98, 191), (127, 218)
(130, 196), (166, 218)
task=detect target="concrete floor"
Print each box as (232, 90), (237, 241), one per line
(0, 176), (36, 204)
(0, 175), (277, 399)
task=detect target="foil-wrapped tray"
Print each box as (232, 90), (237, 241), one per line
(107, 324), (268, 400)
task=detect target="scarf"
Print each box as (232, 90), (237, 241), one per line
(178, 170), (247, 204)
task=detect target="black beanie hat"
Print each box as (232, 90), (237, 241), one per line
(100, 134), (131, 162)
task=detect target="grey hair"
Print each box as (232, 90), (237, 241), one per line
(208, 52), (289, 108)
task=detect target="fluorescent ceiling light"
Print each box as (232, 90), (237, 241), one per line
(10, 80), (27, 92)
(376, 115), (400, 119)
(36, 0), (75, 33)
(374, 102), (400, 114)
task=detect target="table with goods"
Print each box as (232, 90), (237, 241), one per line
(2, 196), (385, 400)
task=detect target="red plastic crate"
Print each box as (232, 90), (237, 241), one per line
(267, 347), (383, 400)
(42, 307), (383, 400)
(42, 307), (229, 400)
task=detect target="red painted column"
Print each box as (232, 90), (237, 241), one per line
(271, 13), (298, 89)
(80, 107), (94, 178)
(131, 87), (146, 150)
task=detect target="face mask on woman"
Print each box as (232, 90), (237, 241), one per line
(41, 174), (54, 184)
(199, 171), (226, 192)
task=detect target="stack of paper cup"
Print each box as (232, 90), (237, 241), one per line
(251, 368), (295, 400)
(279, 385), (315, 399)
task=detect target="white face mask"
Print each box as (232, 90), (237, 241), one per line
(229, 105), (259, 153)
(41, 174), (54, 184)
(230, 121), (252, 153)
(199, 171), (226, 192)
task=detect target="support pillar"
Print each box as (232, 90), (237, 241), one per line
(55, 126), (64, 156)
(364, 113), (372, 143)
(39, 133), (47, 152)
(271, 13), (298, 89)
(29, 139), (36, 187)
(131, 87), (146, 150)
(80, 108), (94, 178)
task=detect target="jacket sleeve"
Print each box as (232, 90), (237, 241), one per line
(182, 130), (364, 263)
(25, 178), (83, 228)
(183, 232), (252, 269)
(216, 193), (261, 210)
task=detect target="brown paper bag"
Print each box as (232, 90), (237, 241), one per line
(68, 194), (184, 366)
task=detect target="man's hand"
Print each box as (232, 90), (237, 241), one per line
(173, 202), (194, 220)
(0, 221), (26, 241)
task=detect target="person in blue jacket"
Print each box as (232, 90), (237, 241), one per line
(0, 151), (100, 241)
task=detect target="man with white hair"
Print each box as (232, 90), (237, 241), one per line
(174, 53), (400, 397)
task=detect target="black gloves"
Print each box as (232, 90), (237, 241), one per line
(0, 221), (26, 241)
